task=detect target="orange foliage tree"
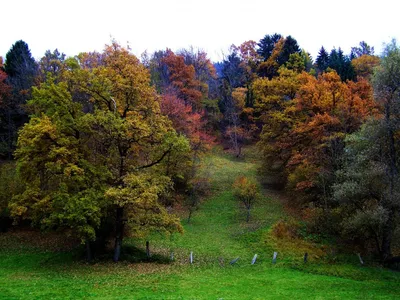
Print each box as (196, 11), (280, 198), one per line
(162, 50), (203, 110)
(256, 69), (378, 204)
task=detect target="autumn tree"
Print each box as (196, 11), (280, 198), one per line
(162, 50), (203, 110)
(178, 47), (216, 96)
(10, 42), (190, 262)
(257, 34), (301, 78)
(38, 49), (66, 83)
(285, 71), (376, 203)
(351, 54), (380, 79)
(257, 37), (285, 79)
(256, 68), (377, 204)
(254, 67), (301, 186)
(232, 176), (259, 222)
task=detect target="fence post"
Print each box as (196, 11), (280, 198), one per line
(272, 252), (278, 264)
(357, 253), (364, 265)
(230, 257), (240, 265)
(251, 254), (258, 265)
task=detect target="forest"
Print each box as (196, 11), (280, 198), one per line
(0, 34), (400, 298)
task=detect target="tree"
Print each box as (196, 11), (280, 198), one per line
(162, 50), (203, 110)
(10, 42), (190, 262)
(369, 40), (400, 259)
(1, 41), (38, 159)
(333, 120), (398, 257)
(257, 35), (301, 79)
(256, 68), (377, 203)
(257, 33), (282, 62)
(38, 49), (66, 83)
(257, 38), (285, 79)
(178, 47), (216, 96)
(217, 46), (253, 156)
(254, 67), (301, 187)
(0, 57), (11, 107)
(284, 71), (376, 203)
(160, 92), (213, 153)
(277, 35), (301, 66)
(4, 40), (38, 100)
(232, 176), (259, 222)
(351, 41), (375, 58)
(316, 46), (330, 73)
(352, 54), (380, 79)
(328, 48), (355, 81)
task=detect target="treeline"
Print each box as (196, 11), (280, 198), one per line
(0, 34), (398, 262)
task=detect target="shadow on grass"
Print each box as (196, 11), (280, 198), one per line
(118, 244), (172, 264)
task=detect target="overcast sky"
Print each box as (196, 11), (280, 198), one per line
(2, 0), (399, 62)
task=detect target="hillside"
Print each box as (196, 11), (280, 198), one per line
(1, 148), (399, 299)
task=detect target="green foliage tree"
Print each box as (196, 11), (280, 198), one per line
(333, 120), (397, 257)
(370, 40), (400, 258)
(10, 42), (190, 262)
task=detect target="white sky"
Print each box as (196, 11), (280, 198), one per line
(1, 0), (399, 62)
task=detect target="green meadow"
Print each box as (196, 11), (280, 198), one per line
(1, 148), (399, 299)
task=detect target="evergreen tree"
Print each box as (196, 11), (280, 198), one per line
(4, 40), (37, 97)
(328, 48), (355, 81)
(277, 35), (301, 66)
(257, 33), (282, 61)
(316, 46), (330, 72)
(0, 40), (38, 159)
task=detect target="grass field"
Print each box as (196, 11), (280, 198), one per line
(1, 147), (399, 299)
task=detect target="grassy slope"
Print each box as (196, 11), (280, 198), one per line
(1, 147), (399, 299)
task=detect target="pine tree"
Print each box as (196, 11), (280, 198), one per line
(316, 46), (330, 73)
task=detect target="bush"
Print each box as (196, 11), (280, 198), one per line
(271, 219), (301, 239)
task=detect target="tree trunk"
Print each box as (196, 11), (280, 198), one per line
(113, 206), (124, 263)
(146, 241), (150, 259)
(381, 210), (395, 261)
(246, 207), (250, 223)
(380, 101), (397, 261)
(85, 239), (92, 263)
(187, 209), (193, 224)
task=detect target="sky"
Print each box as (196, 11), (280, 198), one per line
(2, 0), (399, 62)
